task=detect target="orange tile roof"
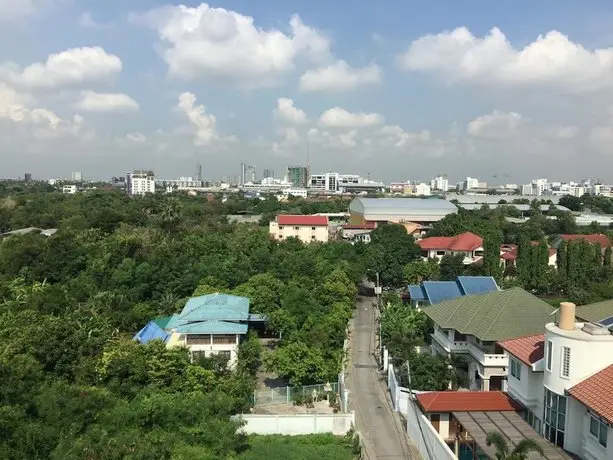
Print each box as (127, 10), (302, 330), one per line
(560, 234), (611, 248)
(418, 232), (483, 252)
(567, 364), (613, 424)
(416, 391), (523, 413)
(498, 333), (545, 366)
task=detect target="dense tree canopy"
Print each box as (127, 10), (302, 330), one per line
(0, 188), (366, 459)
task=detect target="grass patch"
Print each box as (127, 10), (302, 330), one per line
(239, 434), (358, 460)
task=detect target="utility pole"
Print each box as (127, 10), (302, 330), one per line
(375, 272), (382, 364)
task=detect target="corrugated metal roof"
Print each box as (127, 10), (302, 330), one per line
(174, 320), (248, 335)
(423, 287), (555, 341)
(408, 285), (426, 301)
(417, 391), (522, 412)
(152, 316), (173, 329)
(457, 276), (499, 295)
(133, 321), (170, 344)
(179, 293), (249, 322)
(349, 197), (457, 217)
(423, 281), (463, 305)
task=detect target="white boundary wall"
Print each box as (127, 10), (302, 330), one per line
(233, 412), (355, 435)
(405, 397), (456, 460)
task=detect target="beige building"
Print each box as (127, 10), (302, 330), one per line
(269, 215), (329, 243)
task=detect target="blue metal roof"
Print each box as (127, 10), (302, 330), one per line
(408, 276), (500, 306)
(408, 285), (427, 301)
(179, 293), (249, 322)
(133, 321), (170, 344)
(174, 320), (248, 335)
(457, 276), (499, 296)
(423, 281), (463, 305)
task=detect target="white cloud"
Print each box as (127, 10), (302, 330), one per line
(272, 126), (302, 155)
(125, 132), (147, 143)
(467, 110), (523, 138)
(378, 125), (432, 147)
(0, 82), (88, 139)
(176, 92), (237, 146)
(0, 0), (52, 21)
(2, 47), (122, 89)
(75, 91), (139, 113)
(143, 3), (331, 88)
(546, 125), (579, 139)
(399, 26), (613, 91)
(299, 61), (382, 92)
(78, 12), (110, 29)
(319, 106), (384, 128)
(274, 97), (307, 124)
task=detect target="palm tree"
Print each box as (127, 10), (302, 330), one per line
(485, 431), (544, 460)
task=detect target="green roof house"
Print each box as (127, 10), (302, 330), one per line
(423, 287), (556, 392)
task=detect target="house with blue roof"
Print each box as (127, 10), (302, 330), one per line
(134, 293), (265, 368)
(408, 276), (500, 308)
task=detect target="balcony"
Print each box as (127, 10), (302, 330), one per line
(431, 329), (508, 368)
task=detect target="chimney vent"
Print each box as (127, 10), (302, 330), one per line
(558, 302), (576, 331)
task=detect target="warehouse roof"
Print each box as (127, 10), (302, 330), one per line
(423, 287), (555, 341)
(349, 197), (457, 221)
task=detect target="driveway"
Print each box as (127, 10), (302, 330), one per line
(346, 296), (421, 459)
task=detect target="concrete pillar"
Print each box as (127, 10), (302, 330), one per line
(482, 378), (490, 391)
(383, 348), (389, 372)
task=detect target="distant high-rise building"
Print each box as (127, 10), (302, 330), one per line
(24, 173), (32, 182)
(72, 172), (82, 181)
(286, 166), (309, 188)
(126, 170), (155, 196)
(240, 163), (256, 185)
(464, 177), (479, 190)
(430, 175), (449, 192)
(263, 169), (274, 179)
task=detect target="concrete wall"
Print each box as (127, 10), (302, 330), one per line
(233, 413), (355, 436)
(406, 396), (456, 460)
(388, 364), (410, 414)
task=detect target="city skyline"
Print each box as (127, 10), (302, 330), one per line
(2, 1), (613, 181)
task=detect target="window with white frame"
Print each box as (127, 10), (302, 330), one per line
(546, 340), (553, 371)
(560, 346), (571, 378)
(590, 414), (608, 448)
(510, 358), (522, 380)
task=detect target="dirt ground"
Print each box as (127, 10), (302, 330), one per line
(253, 399), (336, 415)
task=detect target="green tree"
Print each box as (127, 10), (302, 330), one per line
(264, 342), (329, 387)
(439, 254), (465, 280)
(381, 303), (429, 360)
(404, 259), (439, 284)
(485, 431), (544, 460)
(237, 331), (262, 377)
(366, 224), (421, 287)
(483, 232), (503, 281)
(397, 353), (454, 391)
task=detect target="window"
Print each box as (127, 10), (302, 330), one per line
(186, 334), (210, 345)
(560, 346), (571, 378)
(510, 358), (522, 380)
(212, 334), (236, 345)
(279, 226), (284, 230)
(523, 409), (541, 433)
(311, 226), (316, 230)
(311, 235), (316, 240)
(590, 414), (608, 448)
(294, 226), (300, 230)
(543, 388), (566, 448)
(546, 340), (553, 371)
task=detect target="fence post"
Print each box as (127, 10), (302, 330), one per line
(287, 386), (290, 404)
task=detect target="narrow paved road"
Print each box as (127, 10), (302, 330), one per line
(347, 296), (420, 460)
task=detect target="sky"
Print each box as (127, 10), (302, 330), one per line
(2, 0), (613, 183)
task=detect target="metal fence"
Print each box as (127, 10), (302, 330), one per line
(253, 382), (339, 407)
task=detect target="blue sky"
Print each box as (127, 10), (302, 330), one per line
(2, 0), (613, 184)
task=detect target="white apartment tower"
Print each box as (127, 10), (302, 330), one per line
(430, 175), (449, 192)
(127, 170), (155, 196)
(464, 177), (479, 190)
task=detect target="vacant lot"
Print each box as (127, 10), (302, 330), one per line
(238, 434), (357, 460)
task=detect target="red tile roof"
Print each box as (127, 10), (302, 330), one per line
(567, 364), (613, 424)
(560, 234), (611, 248)
(418, 232), (483, 252)
(498, 333), (545, 366)
(277, 215), (329, 226)
(500, 243), (555, 261)
(416, 391), (523, 413)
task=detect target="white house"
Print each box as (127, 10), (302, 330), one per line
(269, 215), (329, 244)
(62, 185), (77, 194)
(500, 302), (613, 459)
(134, 293), (261, 369)
(424, 288), (557, 392)
(417, 232), (484, 265)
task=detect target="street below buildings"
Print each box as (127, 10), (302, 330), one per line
(346, 295), (421, 459)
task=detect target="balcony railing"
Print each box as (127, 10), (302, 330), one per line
(431, 329), (508, 367)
